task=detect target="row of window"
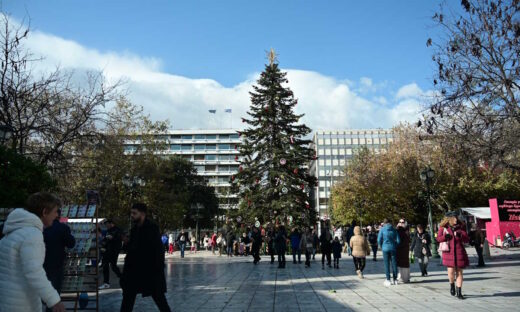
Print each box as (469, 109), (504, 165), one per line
(316, 131), (391, 138)
(169, 144), (238, 151)
(194, 165), (239, 172)
(169, 134), (239, 140)
(316, 137), (392, 146)
(317, 147), (386, 156)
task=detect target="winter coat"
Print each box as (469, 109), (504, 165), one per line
(104, 225), (122, 257)
(290, 231), (301, 249)
(301, 233), (313, 252)
(396, 227), (410, 268)
(120, 218), (166, 296)
(0, 208), (61, 312)
(43, 219), (76, 271)
(410, 231), (432, 258)
(377, 224), (400, 252)
(346, 227), (354, 245)
(275, 228), (287, 252)
(251, 230), (262, 247)
(332, 240), (342, 259)
(350, 227), (370, 258)
(437, 225), (469, 268)
(320, 229), (332, 253)
(367, 231), (378, 247)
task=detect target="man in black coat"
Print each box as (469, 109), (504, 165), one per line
(120, 203), (171, 312)
(251, 226), (262, 264)
(43, 210), (76, 312)
(99, 219), (122, 289)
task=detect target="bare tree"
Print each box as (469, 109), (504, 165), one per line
(0, 13), (119, 172)
(422, 0), (520, 171)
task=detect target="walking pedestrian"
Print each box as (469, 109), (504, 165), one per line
(0, 192), (66, 312)
(168, 233), (174, 254)
(251, 226), (262, 264)
(332, 236), (342, 269)
(367, 226), (378, 261)
(161, 234), (168, 253)
(120, 203), (171, 312)
(225, 228), (235, 257)
(378, 218), (400, 286)
(43, 208), (76, 311)
(266, 225), (276, 263)
(410, 224), (432, 277)
(396, 219), (410, 283)
(312, 229), (319, 260)
(346, 221), (356, 256)
(437, 211), (469, 300)
(275, 225), (287, 268)
(290, 227), (302, 264)
(177, 229), (187, 258)
(99, 219), (123, 290)
(301, 228), (313, 267)
(470, 224), (485, 267)
(190, 233), (197, 253)
(350, 226), (370, 278)
(320, 225), (332, 269)
(341, 227), (349, 254)
(211, 232), (217, 255)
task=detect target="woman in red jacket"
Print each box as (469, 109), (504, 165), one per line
(436, 211), (469, 300)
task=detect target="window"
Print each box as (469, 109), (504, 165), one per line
(206, 144), (216, 150)
(124, 145), (137, 153)
(219, 165), (230, 172)
(218, 177), (228, 183)
(218, 144), (230, 150)
(194, 165), (205, 173)
(205, 165), (216, 172)
(219, 155), (230, 161)
(206, 134), (217, 140)
(170, 144), (181, 151)
(170, 135), (181, 140)
(181, 145), (192, 151)
(182, 155), (192, 160)
(219, 134), (230, 140)
(229, 165), (239, 172)
(229, 134), (239, 139)
(205, 154), (217, 161)
(318, 159), (325, 166)
(194, 144), (205, 150)
(194, 134), (205, 140)
(194, 155), (205, 161)
(181, 135), (192, 140)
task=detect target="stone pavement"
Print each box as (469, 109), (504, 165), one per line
(99, 248), (520, 311)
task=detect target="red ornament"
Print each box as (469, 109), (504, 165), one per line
(235, 155), (239, 161)
(300, 184), (305, 190)
(265, 106), (268, 112)
(235, 145), (238, 150)
(255, 178), (259, 184)
(239, 166), (243, 172)
(293, 168), (298, 174)
(231, 175), (235, 181)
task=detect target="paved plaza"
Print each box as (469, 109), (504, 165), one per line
(99, 248), (520, 312)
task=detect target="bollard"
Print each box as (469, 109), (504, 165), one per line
(483, 239), (491, 260)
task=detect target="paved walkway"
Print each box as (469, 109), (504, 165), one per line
(99, 248), (520, 311)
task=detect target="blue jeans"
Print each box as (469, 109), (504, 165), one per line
(383, 250), (397, 280)
(179, 242), (186, 258)
(292, 247), (301, 262)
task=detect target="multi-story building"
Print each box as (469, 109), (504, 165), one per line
(309, 129), (393, 220)
(124, 129), (241, 210)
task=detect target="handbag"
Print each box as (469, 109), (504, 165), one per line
(438, 228), (450, 253)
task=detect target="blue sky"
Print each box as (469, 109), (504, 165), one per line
(2, 0), (456, 130)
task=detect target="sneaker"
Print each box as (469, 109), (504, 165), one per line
(384, 280), (392, 287)
(98, 283), (110, 290)
(360, 272), (364, 279)
(393, 279), (398, 285)
(356, 270), (361, 278)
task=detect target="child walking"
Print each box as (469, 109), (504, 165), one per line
(332, 237), (342, 269)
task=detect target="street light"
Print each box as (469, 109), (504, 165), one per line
(0, 124), (14, 145)
(191, 203), (203, 242)
(420, 166), (439, 258)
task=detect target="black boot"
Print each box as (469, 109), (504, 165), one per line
(450, 283), (456, 296)
(457, 287), (465, 300)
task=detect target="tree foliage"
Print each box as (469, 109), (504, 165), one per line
(232, 55), (316, 227)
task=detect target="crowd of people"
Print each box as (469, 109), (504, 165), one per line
(0, 191), (489, 311)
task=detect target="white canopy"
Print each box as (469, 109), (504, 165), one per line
(460, 207), (491, 219)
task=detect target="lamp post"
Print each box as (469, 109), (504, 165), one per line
(122, 174), (146, 228)
(191, 203), (203, 242)
(0, 124), (14, 145)
(420, 166), (439, 258)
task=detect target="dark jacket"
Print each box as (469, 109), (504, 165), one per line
(43, 219), (76, 271)
(104, 225), (122, 257)
(251, 230), (262, 247)
(368, 231), (378, 246)
(410, 231), (432, 258)
(346, 227), (354, 245)
(290, 230), (301, 249)
(320, 229), (332, 253)
(275, 228), (287, 251)
(396, 227), (410, 268)
(121, 218), (166, 296)
(226, 230), (235, 245)
(332, 240), (342, 259)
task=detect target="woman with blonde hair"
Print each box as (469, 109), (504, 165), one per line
(437, 211), (469, 299)
(350, 226), (370, 278)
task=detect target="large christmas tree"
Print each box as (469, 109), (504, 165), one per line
(232, 50), (317, 227)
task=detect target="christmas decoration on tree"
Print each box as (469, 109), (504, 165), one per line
(231, 49), (317, 226)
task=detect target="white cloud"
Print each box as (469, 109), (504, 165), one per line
(23, 26), (423, 131)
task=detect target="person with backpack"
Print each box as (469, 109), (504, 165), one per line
(367, 226), (379, 261)
(0, 192), (66, 312)
(99, 219), (123, 290)
(43, 209), (76, 311)
(378, 218), (401, 286)
(410, 224), (432, 277)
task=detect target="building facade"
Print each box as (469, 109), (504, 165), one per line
(309, 129), (393, 220)
(124, 129), (241, 210)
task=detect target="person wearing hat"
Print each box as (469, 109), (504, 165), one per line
(437, 211), (469, 300)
